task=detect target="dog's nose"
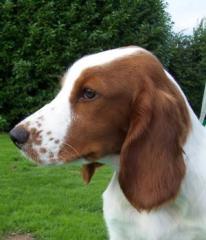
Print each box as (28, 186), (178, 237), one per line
(9, 126), (30, 148)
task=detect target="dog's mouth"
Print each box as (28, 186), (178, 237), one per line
(19, 140), (84, 166)
(10, 125), (111, 166)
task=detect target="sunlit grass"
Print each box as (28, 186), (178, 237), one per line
(0, 134), (113, 239)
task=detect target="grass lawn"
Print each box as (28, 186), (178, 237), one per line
(0, 134), (113, 240)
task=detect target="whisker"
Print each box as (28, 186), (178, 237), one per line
(62, 142), (80, 157)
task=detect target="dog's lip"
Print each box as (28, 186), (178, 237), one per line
(13, 141), (23, 149)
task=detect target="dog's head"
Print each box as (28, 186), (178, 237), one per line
(10, 47), (190, 210)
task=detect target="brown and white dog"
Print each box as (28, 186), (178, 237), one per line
(10, 46), (206, 240)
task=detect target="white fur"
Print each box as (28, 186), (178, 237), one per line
(103, 73), (206, 240)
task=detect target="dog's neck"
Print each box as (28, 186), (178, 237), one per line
(97, 154), (120, 170)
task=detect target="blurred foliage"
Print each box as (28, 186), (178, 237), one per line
(169, 19), (206, 114)
(0, 1), (205, 131)
(0, 0), (172, 130)
(0, 115), (8, 132)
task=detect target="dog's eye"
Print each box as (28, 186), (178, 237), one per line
(81, 88), (97, 101)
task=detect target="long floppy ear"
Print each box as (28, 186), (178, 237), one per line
(82, 163), (103, 184)
(119, 69), (190, 211)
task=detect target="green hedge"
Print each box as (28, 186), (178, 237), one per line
(0, 0), (172, 130)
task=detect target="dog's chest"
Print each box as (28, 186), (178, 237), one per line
(102, 173), (166, 240)
(102, 173), (206, 240)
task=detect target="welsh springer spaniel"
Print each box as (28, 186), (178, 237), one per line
(10, 46), (206, 240)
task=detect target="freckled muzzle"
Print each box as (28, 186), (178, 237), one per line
(9, 86), (72, 164)
(10, 123), (45, 164)
(10, 124), (64, 165)
(10, 113), (68, 166)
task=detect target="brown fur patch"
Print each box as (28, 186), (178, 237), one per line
(82, 163), (104, 184)
(25, 144), (41, 164)
(39, 148), (47, 154)
(118, 54), (190, 210)
(30, 128), (42, 145)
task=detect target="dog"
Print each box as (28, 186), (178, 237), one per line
(10, 46), (206, 240)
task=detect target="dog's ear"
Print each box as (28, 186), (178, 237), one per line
(119, 70), (190, 211)
(82, 163), (103, 184)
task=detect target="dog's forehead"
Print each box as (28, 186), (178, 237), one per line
(62, 47), (142, 93)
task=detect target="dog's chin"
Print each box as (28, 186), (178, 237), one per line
(20, 147), (90, 167)
(19, 149), (40, 165)
(19, 149), (58, 165)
